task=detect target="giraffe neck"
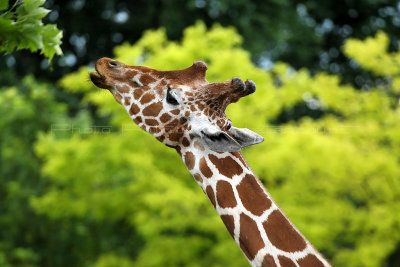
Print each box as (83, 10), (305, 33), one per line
(179, 144), (330, 267)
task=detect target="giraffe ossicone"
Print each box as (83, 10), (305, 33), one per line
(90, 57), (331, 267)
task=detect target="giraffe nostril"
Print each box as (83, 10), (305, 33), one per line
(108, 60), (121, 68)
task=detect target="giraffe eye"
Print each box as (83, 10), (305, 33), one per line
(166, 87), (179, 105)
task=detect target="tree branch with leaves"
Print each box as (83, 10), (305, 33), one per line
(0, 0), (62, 61)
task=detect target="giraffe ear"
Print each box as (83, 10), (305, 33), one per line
(228, 127), (264, 148)
(200, 128), (242, 152)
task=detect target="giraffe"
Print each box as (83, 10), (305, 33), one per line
(90, 57), (331, 267)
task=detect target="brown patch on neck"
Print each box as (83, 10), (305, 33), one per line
(160, 113), (172, 123)
(237, 174), (272, 216)
(175, 146), (182, 156)
(182, 137), (190, 147)
(145, 119), (159, 126)
(169, 132), (183, 142)
(124, 97), (131, 106)
(197, 102), (205, 110)
(193, 173), (203, 183)
(140, 74), (157, 84)
(133, 88), (144, 100)
(140, 93), (155, 104)
(179, 117), (187, 124)
(134, 116), (142, 124)
(199, 157), (213, 178)
(170, 109), (180, 115)
(184, 151), (195, 170)
(220, 215), (235, 238)
(298, 254), (325, 267)
(262, 254), (277, 267)
(114, 94), (122, 104)
(165, 119), (179, 131)
(231, 152), (248, 167)
(130, 103), (140, 116)
(263, 210), (307, 252)
(239, 213), (265, 261)
(149, 127), (160, 134)
(278, 256), (297, 267)
(116, 84), (130, 93)
(156, 135), (165, 142)
(216, 181), (237, 208)
(142, 102), (163, 116)
(205, 186), (216, 208)
(208, 154), (242, 178)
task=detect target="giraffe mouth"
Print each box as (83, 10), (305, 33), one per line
(89, 71), (109, 89)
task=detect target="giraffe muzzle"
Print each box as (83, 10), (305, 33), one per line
(89, 71), (109, 89)
(90, 57), (124, 90)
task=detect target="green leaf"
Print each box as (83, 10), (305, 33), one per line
(24, 6), (50, 20)
(41, 24), (63, 61)
(16, 0), (45, 16)
(18, 23), (43, 51)
(16, 1), (49, 21)
(0, 0), (62, 61)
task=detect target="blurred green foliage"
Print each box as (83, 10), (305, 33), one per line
(0, 76), (90, 266)
(0, 0), (62, 61)
(5, 0), (400, 87)
(1, 22), (400, 267)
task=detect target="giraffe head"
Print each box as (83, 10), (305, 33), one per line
(90, 57), (263, 152)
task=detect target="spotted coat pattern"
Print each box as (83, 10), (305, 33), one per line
(90, 57), (331, 267)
